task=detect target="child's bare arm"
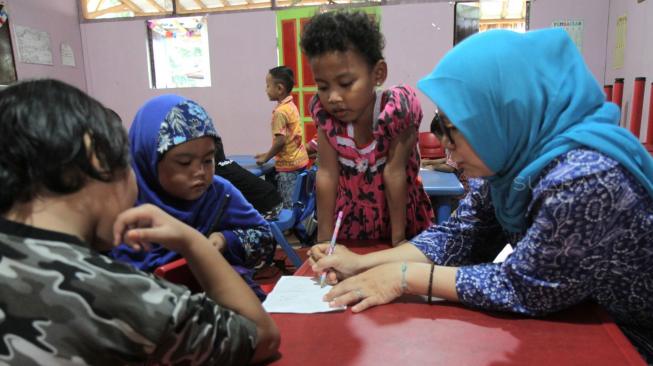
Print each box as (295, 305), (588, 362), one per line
(384, 128), (417, 245)
(256, 134), (285, 165)
(113, 204), (280, 363)
(422, 158), (456, 173)
(316, 128), (339, 242)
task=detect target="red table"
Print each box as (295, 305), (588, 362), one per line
(269, 243), (645, 365)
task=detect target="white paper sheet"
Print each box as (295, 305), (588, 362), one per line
(263, 276), (346, 314)
(61, 43), (75, 67)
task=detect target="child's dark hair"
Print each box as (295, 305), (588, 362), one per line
(300, 11), (385, 67)
(268, 66), (294, 94)
(431, 112), (455, 145)
(0, 79), (130, 213)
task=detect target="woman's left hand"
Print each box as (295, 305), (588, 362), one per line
(324, 262), (404, 313)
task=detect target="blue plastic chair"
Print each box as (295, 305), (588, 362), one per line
(291, 166), (317, 245)
(268, 171), (310, 269)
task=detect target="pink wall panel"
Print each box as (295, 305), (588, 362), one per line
(382, 2), (454, 130)
(384, 0), (613, 132)
(72, 0), (653, 150)
(81, 11), (278, 155)
(529, 0), (610, 85)
(6, 0), (86, 90)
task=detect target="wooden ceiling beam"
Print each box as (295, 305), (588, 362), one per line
(192, 0), (208, 9)
(175, 1), (271, 12)
(119, 0), (145, 14)
(145, 0), (168, 12)
(81, 0), (90, 18)
(94, 0), (106, 11)
(86, 4), (130, 18)
(501, 0), (509, 19)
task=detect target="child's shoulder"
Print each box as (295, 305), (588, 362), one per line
(381, 85), (420, 104)
(377, 85), (423, 131)
(274, 97), (299, 113)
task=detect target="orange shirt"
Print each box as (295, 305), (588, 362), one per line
(271, 96), (309, 172)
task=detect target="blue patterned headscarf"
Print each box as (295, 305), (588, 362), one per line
(129, 94), (221, 234)
(418, 28), (653, 233)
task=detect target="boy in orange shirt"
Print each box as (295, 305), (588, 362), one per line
(256, 66), (309, 208)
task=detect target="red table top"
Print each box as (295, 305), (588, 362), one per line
(268, 242), (645, 365)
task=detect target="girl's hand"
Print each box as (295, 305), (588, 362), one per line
(208, 232), (226, 252)
(324, 262), (404, 313)
(421, 158), (455, 173)
(421, 158), (443, 168)
(113, 204), (200, 254)
(308, 243), (362, 284)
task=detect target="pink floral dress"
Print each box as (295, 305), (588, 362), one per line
(310, 85), (434, 240)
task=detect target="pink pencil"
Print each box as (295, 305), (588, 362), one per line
(319, 211), (343, 287)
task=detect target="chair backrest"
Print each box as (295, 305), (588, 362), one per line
(419, 131), (441, 148)
(297, 167), (316, 217)
(291, 171), (309, 210)
(418, 131), (445, 159)
(291, 167), (318, 245)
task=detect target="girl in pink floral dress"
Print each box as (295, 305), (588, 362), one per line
(301, 11), (433, 245)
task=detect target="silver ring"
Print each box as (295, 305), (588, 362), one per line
(354, 289), (364, 300)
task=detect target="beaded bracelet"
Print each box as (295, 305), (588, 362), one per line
(400, 262), (408, 294)
(428, 263), (435, 305)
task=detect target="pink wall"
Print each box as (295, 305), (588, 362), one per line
(382, 2), (455, 130)
(604, 0), (653, 140)
(59, 0), (651, 152)
(81, 11), (278, 155)
(6, 0), (86, 90)
(4, 0), (651, 153)
(81, 4), (455, 150)
(383, 0), (612, 131)
(529, 0), (611, 85)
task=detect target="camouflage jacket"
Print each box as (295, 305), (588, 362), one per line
(0, 218), (256, 365)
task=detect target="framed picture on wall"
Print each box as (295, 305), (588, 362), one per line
(0, 5), (16, 85)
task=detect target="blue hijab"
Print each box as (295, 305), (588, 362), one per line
(418, 28), (653, 233)
(129, 94), (221, 235)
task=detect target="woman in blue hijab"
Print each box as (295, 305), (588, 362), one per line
(110, 95), (274, 300)
(307, 29), (653, 360)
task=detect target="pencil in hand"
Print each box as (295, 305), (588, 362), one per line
(319, 211), (343, 288)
